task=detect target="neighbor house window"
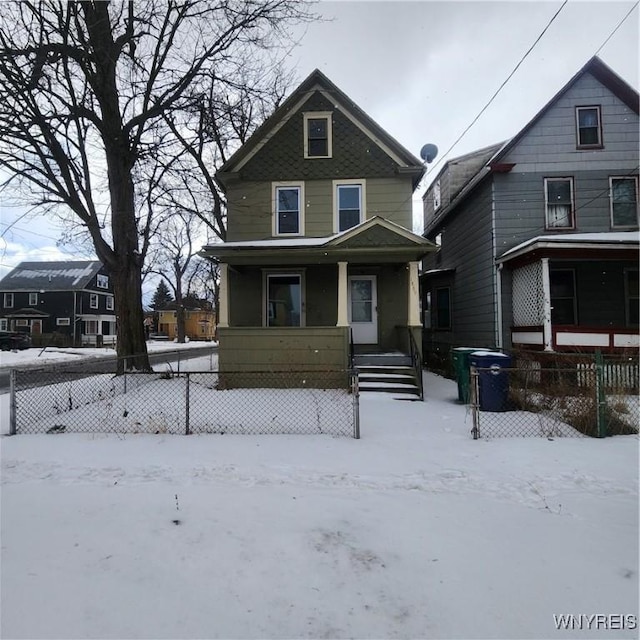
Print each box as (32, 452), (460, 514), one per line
(266, 273), (302, 327)
(106, 295), (114, 311)
(550, 269), (577, 325)
(273, 183), (303, 235)
(0, 319), (7, 331)
(56, 318), (70, 326)
(433, 180), (441, 210)
(3, 293), (13, 308)
(334, 180), (365, 232)
(89, 293), (98, 309)
(576, 106), (602, 148)
(29, 292), (38, 306)
(610, 177), (638, 228)
(545, 178), (575, 229)
(625, 268), (639, 326)
(85, 320), (98, 335)
(16, 319), (28, 327)
(303, 112), (332, 158)
(435, 287), (451, 330)
(96, 274), (109, 289)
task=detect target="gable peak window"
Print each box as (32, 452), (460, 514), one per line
(303, 112), (332, 158)
(610, 176), (638, 228)
(97, 274), (109, 289)
(544, 177), (575, 229)
(273, 183), (303, 236)
(334, 180), (365, 232)
(576, 106), (602, 148)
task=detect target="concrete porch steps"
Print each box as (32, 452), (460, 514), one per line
(353, 354), (421, 397)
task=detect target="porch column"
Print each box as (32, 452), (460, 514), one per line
(408, 261), (420, 326)
(541, 258), (553, 351)
(218, 262), (229, 328)
(336, 261), (348, 326)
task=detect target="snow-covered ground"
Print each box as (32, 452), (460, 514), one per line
(1, 348), (638, 639)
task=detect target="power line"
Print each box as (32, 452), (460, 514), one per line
(594, 2), (639, 56)
(425, 0), (569, 180)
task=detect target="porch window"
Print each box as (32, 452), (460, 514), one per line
(266, 274), (302, 327)
(435, 287), (451, 330)
(303, 112), (332, 158)
(90, 293), (99, 309)
(610, 177), (638, 228)
(16, 319), (28, 327)
(625, 269), (639, 326)
(544, 178), (574, 229)
(550, 269), (576, 324)
(4, 293), (13, 308)
(335, 181), (365, 232)
(85, 320), (98, 335)
(0, 319), (6, 331)
(273, 184), (303, 235)
(29, 292), (38, 306)
(575, 106), (602, 148)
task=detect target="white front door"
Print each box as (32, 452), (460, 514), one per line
(348, 276), (378, 344)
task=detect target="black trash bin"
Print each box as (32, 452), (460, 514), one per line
(469, 351), (511, 412)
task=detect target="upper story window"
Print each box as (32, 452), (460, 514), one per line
(90, 293), (99, 309)
(334, 180), (365, 232)
(3, 293), (14, 308)
(96, 274), (109, 289)
(610, 177), (638, 228)
(303, 112), (332, 158)
(544, 177), (575, 229)
(575, 106), (602, 148)
(273, 183), (304, 236)
(28, 292), (38, 306)
(106, 295), (114, 311)
(433, 180), (441, 211)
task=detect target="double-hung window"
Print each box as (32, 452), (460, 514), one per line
(96, 274), (109, 289)
(90, 293), (99, 309)
(266, 273), (302, 327)
(303, 112), (332, 158)
(550, 269), (577, 325)
(610, 177), (638, 228)
(273, 184), (303, 235)
(106, 295), (114, 311)
(29, 292), (38, 306)
(545, 178), (575, 229)
(334, 180), (365, 232)
(4, 293), (13, 308)
(576, 106), (602, 148)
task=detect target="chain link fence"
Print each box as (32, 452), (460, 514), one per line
(470, 363), (639, 439)
(9, 368), (359, 438)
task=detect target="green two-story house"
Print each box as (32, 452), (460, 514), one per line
(202, 70), (436, 384)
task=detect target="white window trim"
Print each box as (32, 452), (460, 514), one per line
(333, 179), (366, 233)
(29, 292), (38, 306)
(433, 180), (441, 211)
(4, 293), (14, 308)
(575, 105), (602, 148)
(106, 295), (114, 311)
(303, 111), (333, 159)
(272, 182), (305, 236)
(0, 319), (7, 331)
(97, 274), (109, 289)
(262, 270), (306, 327)
(89, 293), (99, 309)
(56, 317), (71, 326)
(609, 176), (639, 229)
(544, 177), (575, 230)
(16, 319), (28, 327)
(84, 320), (99, 335)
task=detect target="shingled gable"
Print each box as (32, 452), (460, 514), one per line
(0, 260), (104, 291)
(424, 56), (640, 234)
(215, 69), (425, 190)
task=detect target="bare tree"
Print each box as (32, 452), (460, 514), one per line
(0, 0), (311, 371)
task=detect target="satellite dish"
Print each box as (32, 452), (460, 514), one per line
(420, 143), (438, 164)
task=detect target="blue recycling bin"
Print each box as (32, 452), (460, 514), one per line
(469, 351), (512, 412)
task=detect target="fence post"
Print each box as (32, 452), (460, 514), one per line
(9, 369), (17, 435)
(470, 366), (479, 440)
(352, 369), (360, 439)
(595, 350), (606, 438)
(185, 373), (190, 435)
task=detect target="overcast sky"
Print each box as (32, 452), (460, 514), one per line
(0, 0), (638, 287)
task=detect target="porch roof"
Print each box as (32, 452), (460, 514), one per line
(497, 231), (639, 265)
(201, 217), (436, 265)
(4, 307), (50, 318)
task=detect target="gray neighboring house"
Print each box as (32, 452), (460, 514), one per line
(0, 260), (116, 346)
(421, 56), (639, 358)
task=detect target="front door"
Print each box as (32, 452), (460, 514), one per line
(348, 276), (378, 344)
(31, 320), (42, 335)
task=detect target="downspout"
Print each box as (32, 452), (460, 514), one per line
(541, 258), (553, 351)
(491, 180), (501, 349)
